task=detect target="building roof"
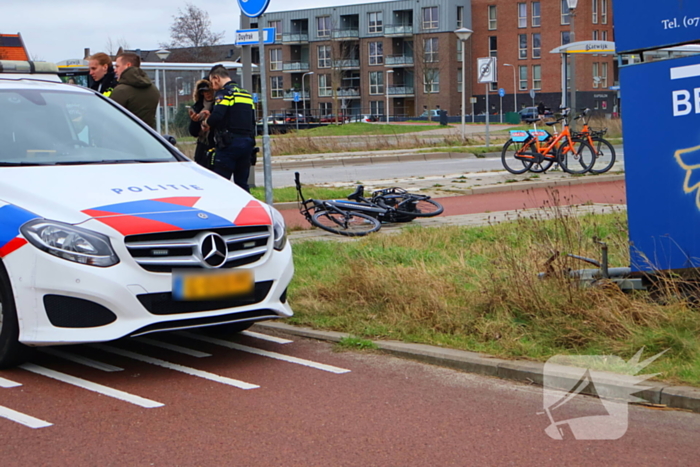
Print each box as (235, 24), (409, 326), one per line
(122, 44), (241, 64)
(0, 33), (29, 61)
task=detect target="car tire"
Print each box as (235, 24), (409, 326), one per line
(0, 262), (32, 369)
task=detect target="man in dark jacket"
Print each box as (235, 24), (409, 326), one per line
(112, 52), (160, 129)
(205, 64), (256, 191)
(188, 79), (216, 166)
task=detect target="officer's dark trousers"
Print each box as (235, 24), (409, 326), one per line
(212, 136), (254, 192)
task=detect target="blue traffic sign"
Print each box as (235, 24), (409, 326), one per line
(498, 88), (505, 98)
(237, 0), (271, 18)
(253, 93), (259, 104)
(621, 53), (700, 271)
(614, 0), (700, 53)
(293, 92), (300, 103)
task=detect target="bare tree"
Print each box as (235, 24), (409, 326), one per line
(104, 37), (130, 57)
(412, 32), (449, 121)
(166, 3), (224, 60)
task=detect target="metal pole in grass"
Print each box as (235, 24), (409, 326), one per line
(454, 28), (473, 142)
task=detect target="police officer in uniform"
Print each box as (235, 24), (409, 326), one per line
(204, 64), (256, 192)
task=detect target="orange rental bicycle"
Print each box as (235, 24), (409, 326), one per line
(571, 108), (616, 174)
(501, 111), (596, 175)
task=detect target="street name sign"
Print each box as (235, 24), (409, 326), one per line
(235, 28), (275, 46)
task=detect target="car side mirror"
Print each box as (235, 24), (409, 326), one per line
(163, 135), (177, 146)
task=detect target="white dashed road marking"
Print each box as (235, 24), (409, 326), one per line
(180, 332), (351, 375)
(240, 330), (293, 344)
(92, 344), (259, 390)
(39, 348), (124, 372)
(135, 337), (212, 358)
(20, 363), (163, 408)
(0, 405), (52, 429)
(0, 376), (21, 388)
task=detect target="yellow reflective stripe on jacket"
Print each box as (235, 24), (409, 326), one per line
(217, 97), (235, 106)
(103, 89), (113, 98)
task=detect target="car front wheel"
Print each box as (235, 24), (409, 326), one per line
(0, 263), (32, 368)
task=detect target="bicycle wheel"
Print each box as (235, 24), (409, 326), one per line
(589, 137), (616, 174)
(311, 210), (381, 236)
(382, 195), (443, 217)
(501, 139), (534, 174)
(528, 151), (555, 173)
(557, 138), (596, 175)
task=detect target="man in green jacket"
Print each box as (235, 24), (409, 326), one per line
(111, 52), (160, 130)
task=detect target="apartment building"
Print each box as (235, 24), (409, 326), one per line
(255, 0), (615, 118)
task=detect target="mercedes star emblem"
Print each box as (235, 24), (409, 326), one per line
(198, 233), (228, 268)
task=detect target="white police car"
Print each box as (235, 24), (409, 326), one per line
(0, 61), (293, 367)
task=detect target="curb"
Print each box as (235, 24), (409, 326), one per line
(271, 173), (625, 212)
(260, 151), (475, 171)
(254, 321), (700, 413)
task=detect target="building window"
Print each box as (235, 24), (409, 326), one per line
(561, 31), (571, 45)
(602, 30), (608, 41)
(592, 0), (598, 24)
(369, 71), (384, 95)
(519, 34), (527, 59)
(561, 0), (570, 25)
(592, 30), (599, 40)
(370, 100), (385, 115)
(488, 5), (497, 30)
(368, 12), (383, 33)
(268, 20), (282, 40)
(424, 69), (439, 93)
(601, 62), (608, 88)
(270, 49), (282, 71)
(271, 76), (284, 98)
(518, 3), (527, 28)
(457, 6), (464, 28)
(424, 37), (438, 63)
(423, 7), (438, 30)
(532, 65), (541, 90)
(601, 0), (608, 24)
(320, 102), (332, 115)
(457, 68), (463, 92)
(317, 16), (331, 37)
(488, 36), (497, 57)
(318, 45), (331, 68)
(457, 40), (463, 61)
(490, 82), (498, 92)
(531, 2), (541, 27)
(593, 62), (599, 88)
(369, 41), (384, 65)
(318, 74), (331, 97)
(519, 66), (528, 91)
(532, 33), (541, 59)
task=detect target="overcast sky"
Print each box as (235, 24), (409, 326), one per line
(1, 0), (393, 63)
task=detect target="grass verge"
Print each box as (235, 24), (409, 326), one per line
(289, 200), (700, 386)
(250, 185), (353, 204)
(296, 123), (440, 137)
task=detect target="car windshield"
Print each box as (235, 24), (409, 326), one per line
(0, 89), (178, 165)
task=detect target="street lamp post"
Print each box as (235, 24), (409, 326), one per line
(302, 71), (314, 124)
(454, 27), (473, 142)
(155, 49), (171, 134)
(386, 69), (394, 123)
(175, 76), (183, 114)
(567, 0), (578, 115)
(503, 63), (517, 113)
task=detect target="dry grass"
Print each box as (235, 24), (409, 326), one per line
(290, 195), (700, 385)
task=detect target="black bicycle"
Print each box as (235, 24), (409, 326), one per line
(368, 187), (444, 218)
(295, 173), (381, 236)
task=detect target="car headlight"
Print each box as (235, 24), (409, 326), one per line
(269, 207), (287, 251)
(20, 220), (119, 267)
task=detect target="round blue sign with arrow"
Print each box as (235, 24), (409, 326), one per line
(238, 0), (271, 18)
(498, 88), (505, 97)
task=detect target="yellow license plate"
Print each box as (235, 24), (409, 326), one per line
(172, 270), (254, 301)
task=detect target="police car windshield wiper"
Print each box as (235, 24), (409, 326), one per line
(54, 159), (170, 165)
(0, 161), (56, 166)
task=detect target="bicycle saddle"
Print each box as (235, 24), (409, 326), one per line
(348, 185), (365, 201)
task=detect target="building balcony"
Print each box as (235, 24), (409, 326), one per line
(332, 29), (360, 40)
(385, 55), (414, 67)
(388, 86), (414, 97)
(384, 24), (413, 36)
(282, 61), (310, 73)
(282, 33), (309, 43)
(283, 90), (310, 101)
(332, 59), (360, 69)
(337, 88), (360, 98)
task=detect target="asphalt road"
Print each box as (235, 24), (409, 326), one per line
(0, 328), (698, 465)
(258, 146), (625, 187)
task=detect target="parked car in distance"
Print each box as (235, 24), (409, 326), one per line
(518, 106), (553, 122)
(420, 109), (441, 118)
(257, 116), (285, 125)
(320, 114), (350, 123)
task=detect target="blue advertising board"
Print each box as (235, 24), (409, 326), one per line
(621, 53), (700, 271)
(237, 0), (271, 18)
(614, 0), (700, 53)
